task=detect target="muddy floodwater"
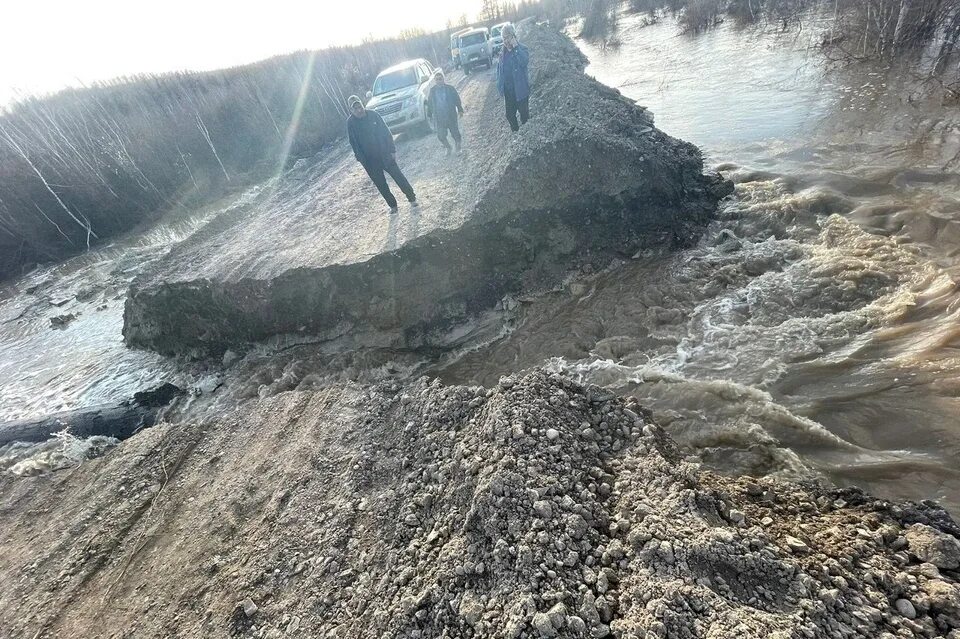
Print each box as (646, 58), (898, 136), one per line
(2, 12), (960, 512)
(0, 191), (267, 422)
(437, 13), (960, 511)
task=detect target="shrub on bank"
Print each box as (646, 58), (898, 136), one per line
(656, 0), (959, 51)
(827, 0), (960, 62)
(677, 0), (724, 32)
(581, 0), (620, 40)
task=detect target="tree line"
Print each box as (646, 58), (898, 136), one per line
(583, 0), (960, 69)
(0, 36), (409, 278)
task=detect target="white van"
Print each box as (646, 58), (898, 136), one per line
(457, 27), (493, 74)
(365, 59), (436, 133)
(450, 27), (472, 68)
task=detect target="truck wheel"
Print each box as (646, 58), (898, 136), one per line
(464, 64), (471, 75)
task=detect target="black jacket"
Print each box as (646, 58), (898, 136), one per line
(347, 110), (396, 166)
(426, 84), (464, 124)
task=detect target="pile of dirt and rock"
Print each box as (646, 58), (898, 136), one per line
(1, 370), (957, 638)
(122, 21), (731, 358)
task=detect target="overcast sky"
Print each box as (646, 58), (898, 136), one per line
(2, 0), (483, 106)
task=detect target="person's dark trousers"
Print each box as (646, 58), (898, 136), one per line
(436, 118), (462, 150)
(363, 157), (416, 208)
(504, 94), (530, 132)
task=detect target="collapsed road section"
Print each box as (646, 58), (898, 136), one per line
(123, 23), (732, 357)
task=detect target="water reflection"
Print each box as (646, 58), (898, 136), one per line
(0, 199), (240, 421)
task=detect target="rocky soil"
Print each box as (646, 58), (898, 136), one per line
(1, 370), (958, 638)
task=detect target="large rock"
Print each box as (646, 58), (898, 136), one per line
(123, 23), (731, 357)
(0, 383), (183, 446)
(906, 523), (960, 569)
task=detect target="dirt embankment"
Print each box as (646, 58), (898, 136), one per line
(122, 22), (731, 358)
(0, 371), (958, 638)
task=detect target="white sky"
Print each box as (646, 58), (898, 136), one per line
(2, 0), (483, 106)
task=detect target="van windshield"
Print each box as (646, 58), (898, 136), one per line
(373, 68), (417, 95)
(460, 33), (485, 47)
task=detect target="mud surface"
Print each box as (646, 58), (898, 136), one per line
(123, 23), (729, 357)
(1, 371), (958, 638)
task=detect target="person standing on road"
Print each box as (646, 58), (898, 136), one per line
(426, 69), (465, 156)
(346, 95), (418, 214)
(496, 23), (530, 132)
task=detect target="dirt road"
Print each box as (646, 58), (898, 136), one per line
(144, 67), (506, 286)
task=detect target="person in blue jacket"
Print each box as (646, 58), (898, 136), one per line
(496, 23), (530, 132)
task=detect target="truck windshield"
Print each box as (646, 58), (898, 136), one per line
(460, 33), (485, 47)
(373, 68), (417, 95)
(491, 26), (502, 38)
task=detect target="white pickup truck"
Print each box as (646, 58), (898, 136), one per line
(365, 59), (436, 134)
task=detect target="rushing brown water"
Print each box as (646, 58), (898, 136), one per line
(435, 12), (960, 512)
(2, 11), (958, 512)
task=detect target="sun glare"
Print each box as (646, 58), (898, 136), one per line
(2, 0), (482, 106)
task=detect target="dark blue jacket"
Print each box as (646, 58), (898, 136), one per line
(496, 43), (530, 102)
(347, 110), (395, 167)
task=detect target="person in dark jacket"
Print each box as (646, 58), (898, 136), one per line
(426, 69), (465, 156)
(346, 95), (417, 213)
(496, 23), (530, 132)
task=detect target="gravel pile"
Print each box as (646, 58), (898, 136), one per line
(239, 372), (960, 638)
(1, 371), (958, 638)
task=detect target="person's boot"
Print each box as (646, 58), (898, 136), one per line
(454, 140), (462, 155)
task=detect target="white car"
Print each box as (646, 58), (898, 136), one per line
(366, 59), (436, 134)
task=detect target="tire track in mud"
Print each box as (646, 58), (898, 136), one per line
(0, 387), (358, 637)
